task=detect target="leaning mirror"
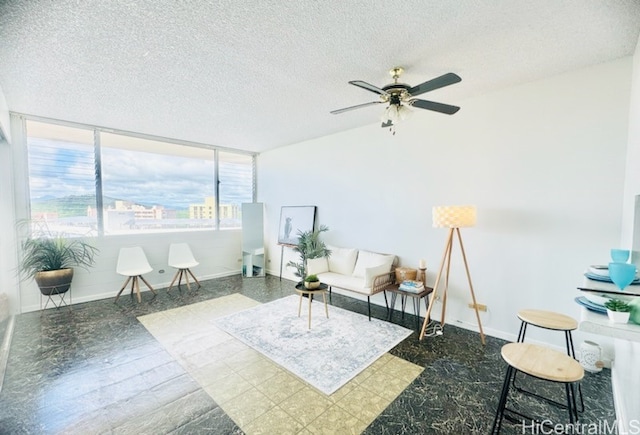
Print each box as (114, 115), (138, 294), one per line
(241, 203), (265, 277)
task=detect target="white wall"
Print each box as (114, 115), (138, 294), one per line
(0, 138), (19, 314)
(622, 34), (640, 257)
(258, 57), (632, 343)
(0, 84), (10, 142)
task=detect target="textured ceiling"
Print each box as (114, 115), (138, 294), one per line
(0, 1), (639, 153)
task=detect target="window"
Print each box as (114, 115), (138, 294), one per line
(24, 119), (255, 235)
(100, 132), (216, 234)
(218, 151), (254, 229)
(26, 121), (98, 236)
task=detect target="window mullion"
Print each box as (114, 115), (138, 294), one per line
(94, 129), (104, 236)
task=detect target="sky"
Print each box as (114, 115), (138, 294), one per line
(28, 137), (253, 210)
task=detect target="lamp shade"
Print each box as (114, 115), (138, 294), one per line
(432, 205), (476, 228)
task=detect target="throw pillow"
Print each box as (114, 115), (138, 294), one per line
(326, 245), (358, 275)
(352, 250), (395, 278)
(306, 257), (329, 275)
(364, 263), (392, 287)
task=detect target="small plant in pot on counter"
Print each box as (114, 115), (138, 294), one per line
(304, 274), (320, 289)
(604, 299), (631, 324)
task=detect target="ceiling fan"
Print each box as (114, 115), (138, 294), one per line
(330, 67), (462, 128)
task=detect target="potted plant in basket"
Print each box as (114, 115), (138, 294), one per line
(18, 222), (98, 297)
(286, 225), (331, 282)
(604, 299), (631, 324)
(304, 274), (320, 289)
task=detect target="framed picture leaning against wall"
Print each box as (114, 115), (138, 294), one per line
(278, 206), (316, 245)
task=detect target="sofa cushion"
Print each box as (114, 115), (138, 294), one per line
(317, 272), (373, 295)
(352, 250), (395, 278)
(306, 257), (329, 275)
(364, 263), (391, 287)
(326, 245), (358, 275)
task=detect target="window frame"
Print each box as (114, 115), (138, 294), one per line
(18, 114), (257, 236)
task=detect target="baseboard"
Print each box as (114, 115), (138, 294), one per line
(0, 315), (15, 393)
(21, 270), (241, 313)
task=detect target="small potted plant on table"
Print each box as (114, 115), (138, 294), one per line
(604, 299), (631, 324)
(304, 274), (320, 289)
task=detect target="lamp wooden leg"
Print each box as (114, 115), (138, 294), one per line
(441, 241), (453, 328)
(420, 228), (454, 340)
(455, 228), (485, 345)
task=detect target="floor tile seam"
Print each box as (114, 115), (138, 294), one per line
(218, 386), (278, 429)
(32, 366), (198, 417)
(301, 401), (370, 433)
(24, 354), (185, 411)
(106, 388), (215, 432)
(332, 384), (391, 420)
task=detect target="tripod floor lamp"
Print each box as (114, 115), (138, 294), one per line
(419, 205), (485, 345)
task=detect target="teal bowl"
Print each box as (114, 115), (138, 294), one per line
(611, 249), (630, 263)
(608, 262), (637, 290)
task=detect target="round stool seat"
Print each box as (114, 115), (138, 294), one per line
(517, 309), (577, 331)
(502, 343), (584, 383)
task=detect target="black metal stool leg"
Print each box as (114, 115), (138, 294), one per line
(516, 321), (527, 342)
(512, 321), (528, 388)
(492, 365), (515, 434)
(565, 331), (584, 413)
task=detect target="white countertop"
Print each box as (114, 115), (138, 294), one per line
(579, 308), (640, 342)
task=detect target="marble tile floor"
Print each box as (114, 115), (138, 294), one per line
(137, 294), (424, 434)
(0, 275), (616, 434)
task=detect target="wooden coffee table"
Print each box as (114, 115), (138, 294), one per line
(295, 283), (329, 329)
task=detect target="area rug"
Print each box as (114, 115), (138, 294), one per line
(215, 294), (412, 394)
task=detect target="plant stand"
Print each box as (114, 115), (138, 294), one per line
(39, 285), (72, 311)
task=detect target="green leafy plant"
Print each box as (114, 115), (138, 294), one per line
(304, 274), (319, 283)
(18, 220), (98, 279)
(604, 299), (631, 313)
(286, 225), (331, 280)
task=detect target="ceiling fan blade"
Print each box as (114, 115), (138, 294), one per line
(381, 120), (393, 128)
(410, 99), (460, 115)
(408, 72), (461, 97)
(330, 101), (383, 115)
(349, 80), (387, 95)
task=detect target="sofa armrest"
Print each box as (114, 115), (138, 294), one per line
(371, 271), (395, 295)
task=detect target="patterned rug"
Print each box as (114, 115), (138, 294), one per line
(215, 295), (412, 394)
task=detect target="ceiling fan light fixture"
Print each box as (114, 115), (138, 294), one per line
(381, 103), (412, 124)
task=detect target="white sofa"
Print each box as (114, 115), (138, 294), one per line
(306, 245), (398, 320)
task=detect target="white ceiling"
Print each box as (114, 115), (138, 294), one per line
(1, 1), (639, 153)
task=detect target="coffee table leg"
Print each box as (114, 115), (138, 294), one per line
(322, 292), (329, 318)
(298, 293), (303, 317)
(308, 293), (312, 329)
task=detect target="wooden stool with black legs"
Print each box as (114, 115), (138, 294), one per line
(514, 309), (584, 412)
(491, 342), (584, 434)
